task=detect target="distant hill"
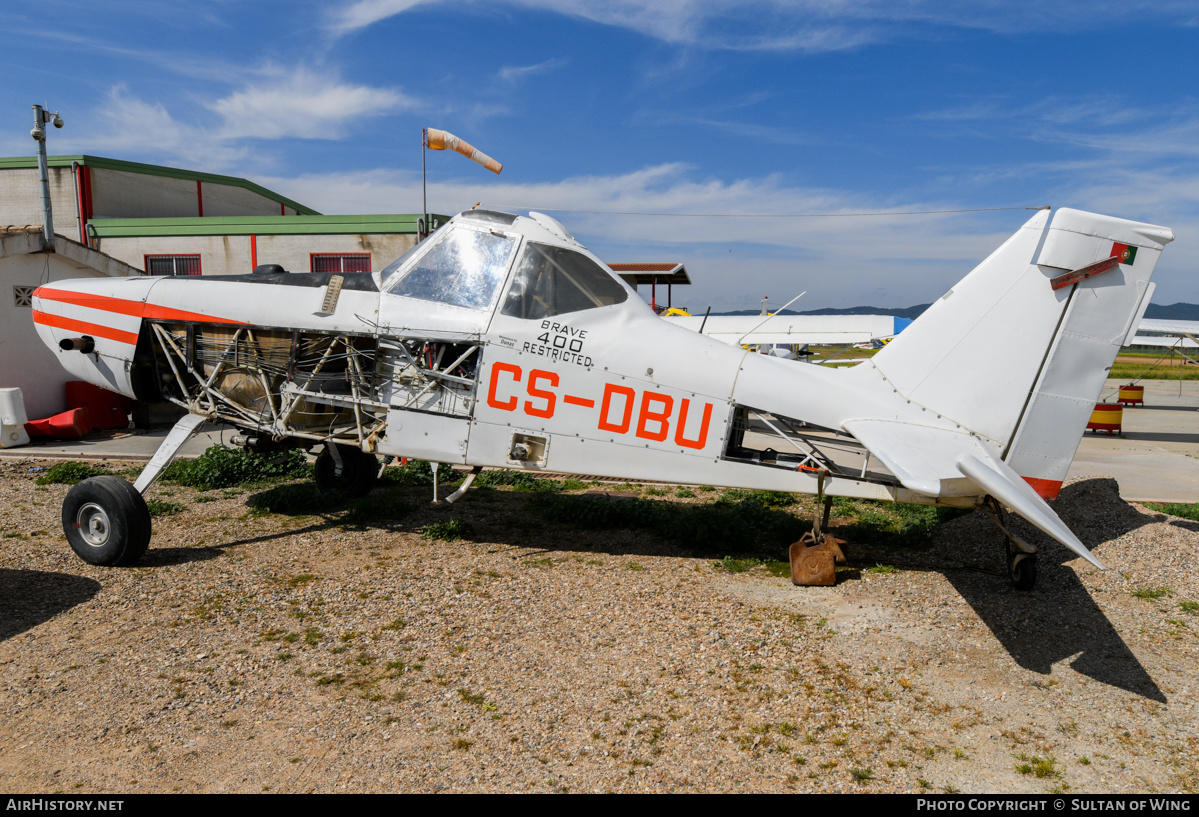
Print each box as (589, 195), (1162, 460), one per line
(712, 302), (1199, 321)
(1143, 303), (1199, 320)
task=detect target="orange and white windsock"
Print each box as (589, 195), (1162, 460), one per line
(423, 128), (503, 174)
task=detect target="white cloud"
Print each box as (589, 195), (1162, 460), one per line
(212, 68), (417, 140)
(258, 162), (1023, 310)
(53, 86), (249, 172)
(329, 0), (1199, 51)
(331, 0), (434, 33)
(498, 59), (564, 82)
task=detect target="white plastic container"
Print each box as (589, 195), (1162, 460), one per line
(0, 387), (31, 448)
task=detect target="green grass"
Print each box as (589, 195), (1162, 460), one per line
(474, 468), (559, 492)
(533, 488), (963, 561)
(850, 768), (874, 783)
(1109, 361), (1199, 380)
(34, 461), (110, 485)
(378, 459), (463, 487)
(841, 501), (967, 548)
(163, 445), (309, 490)
(1144, 502), (1199, 521)
(1015, 754), (1060, 779)
(1131, 587), (1172, 601)
(421, 519), (473, 541)
(145, 499), (184, 517)
(714, 556), (760, 573)
(535, 490), (806, 556)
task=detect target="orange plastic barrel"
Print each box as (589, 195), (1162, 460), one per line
(1087, 403), (1122, 436)
(1117, 384), (1144, 407)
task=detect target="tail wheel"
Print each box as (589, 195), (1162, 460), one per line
(1008, 553), (1037, 592)
(314, 444), (379, 498)
(62, 476), (152, 567)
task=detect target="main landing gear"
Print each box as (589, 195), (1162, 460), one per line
(314, 443), (378, 498)
(984, 497), (1038, 591)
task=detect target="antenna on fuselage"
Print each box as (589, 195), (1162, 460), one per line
(735, 291), (806, 347)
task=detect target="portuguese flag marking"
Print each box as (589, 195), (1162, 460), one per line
(1111, 242), (1138, 265)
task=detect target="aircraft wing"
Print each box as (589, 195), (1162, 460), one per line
(663, 314), (910, 346)
(843, 419), (1102, 568)
(1128, 334), (1199, 349)
(1138, 318), (1199, 336)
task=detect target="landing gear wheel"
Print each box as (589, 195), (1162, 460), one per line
(62, 476), (152, 566)
(314, 444), (378, 498)
(1008, 552), (1037, 591)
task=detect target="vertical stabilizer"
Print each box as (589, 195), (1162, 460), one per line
(864, 208), (1172, 499)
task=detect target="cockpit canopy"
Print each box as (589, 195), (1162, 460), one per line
(379, 210), (631, 321)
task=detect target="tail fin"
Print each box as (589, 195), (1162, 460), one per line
(866, 207), (1173, 499)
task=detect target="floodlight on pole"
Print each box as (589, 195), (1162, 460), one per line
(31, 104), (64, 250)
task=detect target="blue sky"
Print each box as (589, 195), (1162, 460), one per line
(3, 1), (1198, 311)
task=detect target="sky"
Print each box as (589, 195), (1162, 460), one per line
(3, 0), (1198, 312)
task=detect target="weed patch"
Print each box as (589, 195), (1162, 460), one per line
(35, 462), (110, 485)
(1131, 587), (1172, 601)
(474, 468), (559, 492)
(421, 520), (473, 542)
(146, 499), (184, 517)
(164, 445), (309, 490)
(378, 459), (462, 487)
(1144, 502), (1199, 521)
(841, 501), (967, 548)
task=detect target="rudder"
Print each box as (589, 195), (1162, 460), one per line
(863, 207), (1173, 498)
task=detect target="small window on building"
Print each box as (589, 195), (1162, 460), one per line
(145, 255), (202, 276)
(311, 253), (372, 274)
(13, 286), (34, 307)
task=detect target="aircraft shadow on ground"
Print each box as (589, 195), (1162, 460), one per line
(132, 477), (1166, 702)
(934, 478), (1165, 702)
(0, 569), (101, 642)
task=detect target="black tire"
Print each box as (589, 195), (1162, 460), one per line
(314, 444), (378, 498)
(1008, 553), (1037, 592)
(62, 476), (152, 567)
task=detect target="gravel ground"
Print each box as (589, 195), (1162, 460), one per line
(0, 459), (1196, 794)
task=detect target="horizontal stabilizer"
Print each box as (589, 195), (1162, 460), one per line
(843, 419), (997, 497)
(956, 453), (1104, 570)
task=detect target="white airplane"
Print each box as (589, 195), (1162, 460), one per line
(662, 312), (911, 351)
(1129, 318), (1199, 351)
(32, 206), (1172, 590)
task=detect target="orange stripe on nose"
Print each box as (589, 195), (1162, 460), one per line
(34, 286), (246, 325)
(33, 310), (140, 346)
(34, 287), (147, 317)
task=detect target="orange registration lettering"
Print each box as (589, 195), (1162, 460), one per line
(524, 369), (559, 418)
(636, 392), (673, 442)
(674, 398), (714, 450)
(598, 384), (636, 433)
(487, 362), (521, 411)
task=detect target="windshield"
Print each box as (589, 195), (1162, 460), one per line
(386, 227), (517, 310)
(378, 238), (432, 284)
(501, 242), (629, 320)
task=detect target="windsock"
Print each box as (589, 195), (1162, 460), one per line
(423, 128), (503, 174)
